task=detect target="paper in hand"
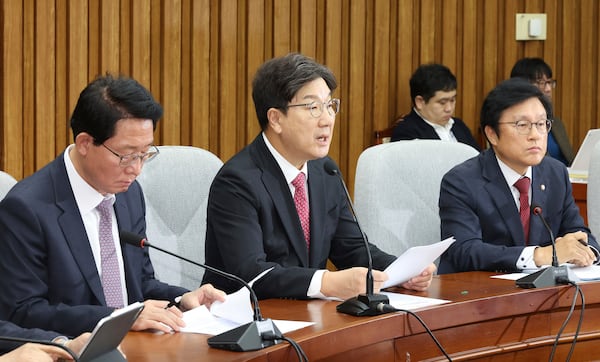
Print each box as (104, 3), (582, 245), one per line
(382, 237), (455, 288)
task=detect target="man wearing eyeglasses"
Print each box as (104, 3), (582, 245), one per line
(438, 78), (599, 274)
(0, 75), (225, 337)
(202, 53), (436, 300)
(510, 57), (575, 166)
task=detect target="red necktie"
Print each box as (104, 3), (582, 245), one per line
(514, 177), (531, 244)
(292, 172), (310, 249)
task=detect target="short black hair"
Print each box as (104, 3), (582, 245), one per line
(480, 78), (553, 138)
(251, 53), (337, 130)
(409, 63), (457, 105)
(70, 74), (163, 144)
(510, 57), (553, 81)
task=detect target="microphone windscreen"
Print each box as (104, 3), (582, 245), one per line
(119, 231), (145, 247)
(323, 159), (338, 176)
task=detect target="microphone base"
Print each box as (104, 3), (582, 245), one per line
(207, 318), (282, 352)
(516, 266), (573, 289)
(337, 293), (391, 316)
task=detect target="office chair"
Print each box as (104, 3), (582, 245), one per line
(136, 145), (223, 290)
(354, 140), (479, 257)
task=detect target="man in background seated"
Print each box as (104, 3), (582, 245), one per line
(0, 74), (226, 337)
(511, 57), (574, 166)
(391, 63), (481, 151)
(203, 53), (436, 300)
(438, 78), (599, 274)
(0, 320), (89, 361)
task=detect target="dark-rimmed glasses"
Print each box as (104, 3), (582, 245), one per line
(533, 79), (557, 89)
(101, 144), (159, 167)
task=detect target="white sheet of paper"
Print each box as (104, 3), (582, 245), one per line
(180, 304), (313, 335)
(382, 237), (455, 289)
(180, 267), (314, 335)
(382, 292), (450, 310)
(209, 267), (274, 325)
(492, 264), (600, 282)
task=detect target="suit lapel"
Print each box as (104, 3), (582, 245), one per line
(252, 137), (310, 266)
(306, 160), (327, 266)
(481, 150), (526, 245)
(52, 156), (106, 305)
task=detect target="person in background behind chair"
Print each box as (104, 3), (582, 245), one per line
(0, 320), (89, 361)
(390, 63), (481, 151)
(202, 53), (436, 300)
(510, 57), (574, 166)
(438, 78), (599, 274)
(0, 74), (225, 338)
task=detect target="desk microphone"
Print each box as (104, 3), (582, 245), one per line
(516, 205), (570, 288)
(323, 160), (391, 316)
(119, 231), (282, 352)
(0, 336), (79, 361)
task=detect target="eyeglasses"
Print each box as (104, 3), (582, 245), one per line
(533, 79), (557, 89)
(101, 143), (159, 167)
(498, 119), (553, 135)
(287, 98), (340, 118)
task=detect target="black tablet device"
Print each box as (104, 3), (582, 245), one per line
(77, 301), (144, 362)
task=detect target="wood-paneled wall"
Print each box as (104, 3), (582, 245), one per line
(2, 0), (599, 194)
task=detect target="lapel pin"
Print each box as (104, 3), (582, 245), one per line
(541, 184), (546, 191)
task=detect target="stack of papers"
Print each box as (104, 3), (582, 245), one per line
(491, 264), (600, 282)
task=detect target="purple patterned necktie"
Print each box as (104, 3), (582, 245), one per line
(514, 177), (531, 244)
(97, 198), (124, 308)
(292, 172), (310, 249)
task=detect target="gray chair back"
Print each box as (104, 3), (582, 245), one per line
(354, 140), (479, 257)
(587, 142), (600, 236)
(136, 146), (223, 290)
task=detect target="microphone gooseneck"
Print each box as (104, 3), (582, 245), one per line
(324, 160), (392, 316)
(516, 205), (571, 288)
(323, 160), (374, 294)
(532, 205), (558, 267)
(120, 231), (262, 322)
(119, 231), (282, 352)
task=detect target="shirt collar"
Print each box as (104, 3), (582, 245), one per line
(64, 145), (115, 214)
(262, 133), (308, 184)
(495, 153), (532, 187)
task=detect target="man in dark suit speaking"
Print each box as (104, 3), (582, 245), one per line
(202, 53), (436, 300)
(438, 78), (598, 274)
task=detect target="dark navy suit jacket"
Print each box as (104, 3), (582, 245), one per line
(0, 320), (60, 354)
(391, 109), (481, 151)
(202, 135), (396, 299)
(0, 152), (187, 336)
(438, 148), (598, 273)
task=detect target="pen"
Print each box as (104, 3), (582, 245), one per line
(164, 295), (182, 309)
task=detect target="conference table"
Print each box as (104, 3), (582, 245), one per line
(122, 272), (600, 361)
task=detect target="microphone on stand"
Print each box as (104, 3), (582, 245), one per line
(119, 231), (282, 352)
(516, 205), (571, 288)
(323, 160), (392, 316)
